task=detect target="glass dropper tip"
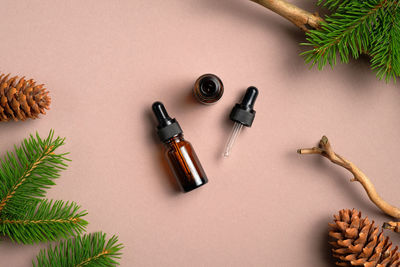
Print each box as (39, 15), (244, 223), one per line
(223, 122), (243, 158)
(223, 150), (230, 158)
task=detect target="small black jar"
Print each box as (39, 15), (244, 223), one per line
(193, 74), (224, 105)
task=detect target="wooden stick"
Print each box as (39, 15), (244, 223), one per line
(298, 136), (400, 230)
(250, 0), (323, 31)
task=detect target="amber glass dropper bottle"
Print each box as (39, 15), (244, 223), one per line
(152, 101), (208, 192)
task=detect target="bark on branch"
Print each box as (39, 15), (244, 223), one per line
(250, 0), (324, 31)
(298, 136), (400, 231)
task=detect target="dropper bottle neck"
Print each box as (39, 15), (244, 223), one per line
(152, 101), (184, 143)
(164, 133), (185, 146)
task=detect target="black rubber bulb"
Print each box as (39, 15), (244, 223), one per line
(240, 86), (258, 110)
(152, 101), (173, 127)
(152, 101), (183, 142)
(229, 86), (259, 127)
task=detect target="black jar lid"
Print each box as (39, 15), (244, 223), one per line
(193, 74), (224, 104)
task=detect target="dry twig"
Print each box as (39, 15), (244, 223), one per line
(298, 136), (400, 231)
(250, 0), (324, 31)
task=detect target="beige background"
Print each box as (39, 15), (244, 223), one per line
(1, 0), (400, 266)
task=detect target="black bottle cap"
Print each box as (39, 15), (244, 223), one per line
(152, 101), (183, 142)
(193, 74), (224, 104)
(229, 86), (259, 127)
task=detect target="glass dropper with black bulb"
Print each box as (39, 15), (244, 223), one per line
(223, 86), (259, 158)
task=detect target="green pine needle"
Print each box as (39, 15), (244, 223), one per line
(302, 0), (400, 82)
(0, 199), (87, 244)
(370, 6), (400, 82)
(0, 130), (69, 217)
(33, 232), (123, 267)
(0, 130), (88, 244)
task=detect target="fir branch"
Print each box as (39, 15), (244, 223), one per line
(318, 0), (353, 11)
(301, 0), (400, 82)
(0, 130), (69, 217)
(370, 4), (400, 82)
(33, 232), (123, 267)
(301, 0), (388, 69)
(250, 0), (400, 82)
(0, 199), (87, 244)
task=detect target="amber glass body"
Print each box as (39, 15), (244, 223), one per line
(164, 134), (208, 192)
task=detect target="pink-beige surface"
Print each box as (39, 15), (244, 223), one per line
(1, 0), (400, 266)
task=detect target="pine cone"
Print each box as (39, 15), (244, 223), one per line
(329, 209), (400, 266)
(0, 73), (50, 122)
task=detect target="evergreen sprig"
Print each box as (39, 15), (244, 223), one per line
(33, 232), (123, 267)
(0, 130), (68, 216)
(302, 0), (400, 82)
(0, 130), (87, 243)
(0, 200), (87, 244)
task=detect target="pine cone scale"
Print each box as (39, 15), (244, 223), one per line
(338, 239), (353, 247)
(345, 228), (358, 239)
(330, 209), (400, 266)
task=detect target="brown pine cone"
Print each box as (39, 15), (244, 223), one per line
(329, 209), (400, 266)
(0, 73), (50, 122)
